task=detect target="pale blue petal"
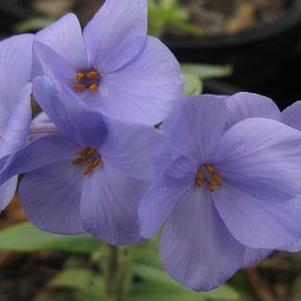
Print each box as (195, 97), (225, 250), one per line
(35, 13), (87, 69)
(83, 0), (147, 72)
(139, 156), (195, 238)
(33, 41), (76, 88)
(281, 101), (301, 131)
(213, 183), (301, 249)
(213, 118), (301, 202)
(0, 34), (33, 114)
(33, 76), (107, 147)
(0, 135), (79, 186)
(80, 163), (146, 245)
(20, 161), (84, 234)
(98, 37), (183, 125)
(101, 115), (170, 180)
(0, 176), (18, 211)
(160, 188), (244, 291)
(241, 247), (272, 268)
(163, 95), (228, 164)
(226, 92), (280, 128)
(0, 83), (32, 157)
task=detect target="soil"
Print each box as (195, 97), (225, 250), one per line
(180, 0), (290, 35)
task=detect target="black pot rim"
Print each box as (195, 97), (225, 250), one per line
(164, 0), (301, 47)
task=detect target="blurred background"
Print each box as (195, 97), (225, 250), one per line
(1, 1), (301, 300)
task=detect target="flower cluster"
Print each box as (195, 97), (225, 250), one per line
(1, 0), (301, 293)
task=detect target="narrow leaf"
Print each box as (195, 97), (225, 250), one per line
(0, 222), (101, 253)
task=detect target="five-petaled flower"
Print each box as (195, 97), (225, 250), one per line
(139, 95), (301, 291)
(0, 76), (168, 245)
(33, 0), (183, 125)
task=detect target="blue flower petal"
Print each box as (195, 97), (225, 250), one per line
(20, 161), (84, 234)
(83, 0), (147, 73)
(213, 118), (301, 202)
(213, 183), (301, 249)
(226, 92), (280, 128)
(0, 135), (79, 186)
(160, 188), (245, 291)
(33, 76), (108, 147)
(35, 13), (87, 70)
(80, 163), (146, 245)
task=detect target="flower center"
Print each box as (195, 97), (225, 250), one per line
(72, 146), (102, 176)
(73, 69), (101, 92)
(195, 164), (222, 192)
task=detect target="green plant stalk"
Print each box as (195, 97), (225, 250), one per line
(104, 244), (134, 301)
(105, 244), (119, 299)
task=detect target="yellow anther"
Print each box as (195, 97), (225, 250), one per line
(207, 182), (217, 192)
(195, 169), (204, 187)
(92, 158), (102, 168)
(74, 83), (86, 92)
(214, 174), (222, 186)
(86, 147), (97, 157)
(205, 164), (215, 174)
(83, 163), (94, 176)
(194, 164), (222, 191)
(73, 146), (102, 175)
(72, 157), (84, 166)
(86, 70), (99, 79)
(195, 179), (203, 187)
(80, 147), (91, 156)
(88, 83), (98, 92)
(75, 72), (85, 81)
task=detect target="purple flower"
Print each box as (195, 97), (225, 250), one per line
(33, 0), (183, 125)
(206, 92), (301, 254)
(277, 101), (301, 252)
(0, 76), (168, 245)
(139, 94), (301, 291)
(0, 34), (33, 210)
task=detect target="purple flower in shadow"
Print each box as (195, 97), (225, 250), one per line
(0, 34), (33, 210)
(33, 0), (183, 125)
(0, 76), (168, 245)
(139, 94), (301, 291)
(277, 100), (301, 252)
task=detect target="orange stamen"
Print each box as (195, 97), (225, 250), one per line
(83, 163), (94, 176)
(88, 84), (98, 92)
(72, 157), (84, 165)
(92, 158), (102, 168)
(214, 174), (222, 186)
(74, 83), (86, 92)
(195, 164), (222, 191)
(205, 164), (215, 174)
(207, 182), (217, 192)
(86, 70), (99, 79)
(195, 169), (204, 187)
(75, 72), (85, 81)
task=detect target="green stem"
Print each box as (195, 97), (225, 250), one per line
(105, 244), (119, 299)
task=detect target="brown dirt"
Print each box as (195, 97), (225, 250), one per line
(181, 0), (289, 35)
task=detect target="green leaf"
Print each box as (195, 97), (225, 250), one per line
(181, 64), (232, 80)
(35, 289), (89, 301)
(128, 281), (239, 301)
(132, 263), (177, 287)
(130, 263), (239, 301)
(15, 17), (54, 33)
(148, 0), (201, 36)
(184, 73), (203, 96)
(36, 268), (106, 301)
(0, 222), (101, 253)
(131, 237), (162, 269)
(50, 268), (104, 294)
